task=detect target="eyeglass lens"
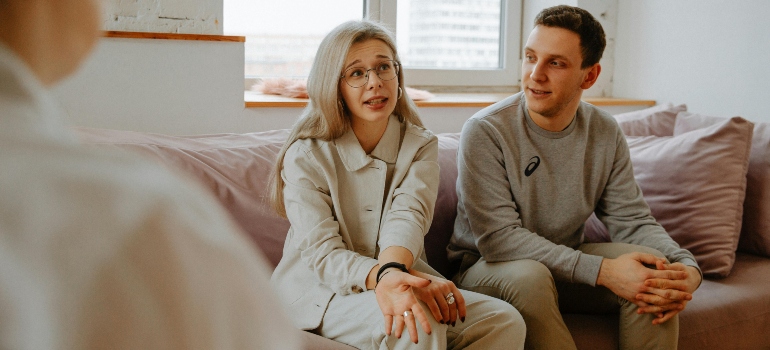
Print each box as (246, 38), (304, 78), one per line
(342, 61), (398, 88)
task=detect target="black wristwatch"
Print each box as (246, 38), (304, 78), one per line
(376, 262), (408, 286)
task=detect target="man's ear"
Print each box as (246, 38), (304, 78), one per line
(580, 63), (601, 90)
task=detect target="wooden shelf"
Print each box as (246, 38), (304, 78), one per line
(245, 91), (655, 109)
(103, 31), (245, 42)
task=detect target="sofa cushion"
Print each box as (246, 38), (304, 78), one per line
(628, 117), (753, 276)
(585, 116), (753, 276)
(613, 103), (687, 137)
(673, 112), (770, 258)
(74, 127), (291, 268)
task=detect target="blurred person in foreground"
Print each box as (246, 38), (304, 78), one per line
(0, 0), (300, 349)
(269, 20), (525, 350)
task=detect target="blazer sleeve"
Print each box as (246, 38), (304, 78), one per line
(378, 132), (440, 261)
(281, 142), (378, 295)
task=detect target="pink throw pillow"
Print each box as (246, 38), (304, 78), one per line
(626, 116), (753, 276)
(674, 113), (770, 258)
(614, 103), (687, 137)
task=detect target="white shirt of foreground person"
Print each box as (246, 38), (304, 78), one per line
(0, 44), (300, 350)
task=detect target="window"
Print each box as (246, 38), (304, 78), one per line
(225, 0), (521, 90)
(223, 0), (363, 81)
(375, 0), (521, 87)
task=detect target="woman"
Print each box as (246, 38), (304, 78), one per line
(270, 20), (525, 350)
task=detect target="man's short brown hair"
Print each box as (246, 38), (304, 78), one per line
(535, 5), (606, 68)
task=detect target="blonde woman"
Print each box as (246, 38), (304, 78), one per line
(269, 20), (525, 350)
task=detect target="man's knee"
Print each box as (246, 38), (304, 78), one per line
(458, 259), (557, 306)
(504, 260), (556, 302)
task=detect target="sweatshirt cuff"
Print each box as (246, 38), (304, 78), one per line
(574, 253), (604, 286)
(676, 257), (703, 288)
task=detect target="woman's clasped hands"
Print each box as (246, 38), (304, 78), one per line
(374, 269), (467, 344)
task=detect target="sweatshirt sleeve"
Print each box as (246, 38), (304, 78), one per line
(456, 118), (604, 285)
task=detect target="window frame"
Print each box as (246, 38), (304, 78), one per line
(368, 0), (522, 87)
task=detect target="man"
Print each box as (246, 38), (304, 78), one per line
(0, 1), (300, 349)
(448, 5), (702, 350)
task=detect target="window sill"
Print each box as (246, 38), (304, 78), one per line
(245, 91), (656, 109)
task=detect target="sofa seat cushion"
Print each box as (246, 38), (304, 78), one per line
(679, 252), (770, 349)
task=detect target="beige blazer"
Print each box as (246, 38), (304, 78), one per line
(271, 114), (440, 330)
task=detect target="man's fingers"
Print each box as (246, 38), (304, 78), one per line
(648, 268), (687, 281)
(652, 309), (680, 325)
(641, 284), (692, 300)
(633, 252), (666, 266)
(644, 278), (689, 291)
(636, 301), (684, 314)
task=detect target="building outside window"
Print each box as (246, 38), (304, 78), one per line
(225, 0), (520, 90)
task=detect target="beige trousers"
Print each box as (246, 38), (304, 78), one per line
(453, 243), (678, 350)
(315, 288), (525, 350)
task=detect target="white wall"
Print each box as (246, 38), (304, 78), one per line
(53, 37), (487, 135)
(613, 0), (770, 123)
(103, 0), (222, 34)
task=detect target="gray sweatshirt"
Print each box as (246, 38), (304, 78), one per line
(448, 92), (698, 286)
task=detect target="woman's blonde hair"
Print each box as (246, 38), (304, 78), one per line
(269, 20), (423, 217)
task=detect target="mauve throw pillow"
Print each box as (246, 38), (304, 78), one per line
(674, 113), (770, 258)
(624, 116), (753, 277)
(614, 103), (687, 137)
(75, 128), (292, 268)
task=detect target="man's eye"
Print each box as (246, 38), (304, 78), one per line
(525, 55), (535, 62)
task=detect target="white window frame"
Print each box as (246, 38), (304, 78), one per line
(368, 0), (522, 87)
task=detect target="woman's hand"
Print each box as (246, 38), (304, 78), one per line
(374, 270), (432, 344)
(410, 270), (467, 326)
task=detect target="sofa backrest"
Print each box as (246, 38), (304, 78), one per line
(75, 127), (464, 276)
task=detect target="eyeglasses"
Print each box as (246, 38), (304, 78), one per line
(340, 60), (400, 88)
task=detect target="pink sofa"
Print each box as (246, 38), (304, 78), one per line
(76, 108), (770, 349)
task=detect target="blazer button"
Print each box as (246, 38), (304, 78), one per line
(351, 285), (364, 294)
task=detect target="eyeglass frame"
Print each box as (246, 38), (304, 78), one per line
(339, 59), (401, 88)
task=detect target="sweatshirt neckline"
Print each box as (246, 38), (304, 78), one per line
(520, 94), (578, 139)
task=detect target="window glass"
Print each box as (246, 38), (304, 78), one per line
(396, 0), (502, 69)
(223, 0), (364, 80)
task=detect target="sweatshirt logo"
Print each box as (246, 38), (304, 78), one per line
(525, 156), (540, 177)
